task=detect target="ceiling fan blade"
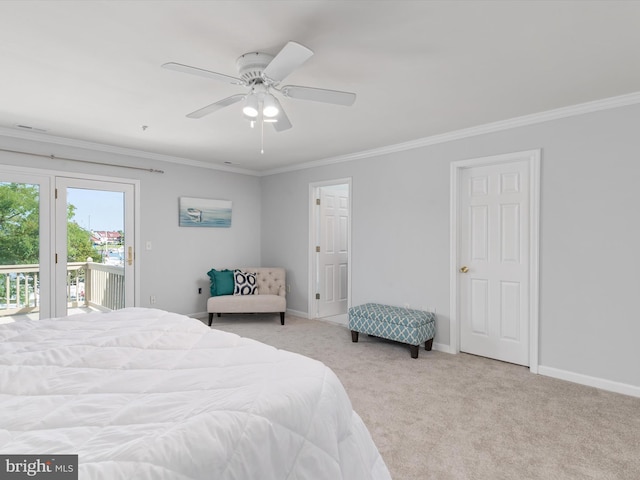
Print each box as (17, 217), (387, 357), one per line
(186, 94), (245, 119)
(262, 41), (313, 84)
(162, 62), (245, 86)
(280, 85), (356, 106)
(271, 98), (292, 132)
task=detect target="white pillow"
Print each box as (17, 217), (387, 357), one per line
(233, 270), (257, 295)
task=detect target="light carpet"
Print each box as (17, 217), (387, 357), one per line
(201, 313), (640, 480)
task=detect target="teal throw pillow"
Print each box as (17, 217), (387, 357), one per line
(207, 268), (234, 296)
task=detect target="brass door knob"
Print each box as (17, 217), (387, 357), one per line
(459, 266), (469, 273)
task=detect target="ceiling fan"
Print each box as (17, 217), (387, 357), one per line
(162, 41), (356, 132)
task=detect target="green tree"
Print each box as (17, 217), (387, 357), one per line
(0, 183), (102, 307)
(0, 183), (100, 265)
(0, 183), (40, 265)
(66, 204), (99, 262)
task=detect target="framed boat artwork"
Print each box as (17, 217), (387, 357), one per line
(179, 197), (232, 227)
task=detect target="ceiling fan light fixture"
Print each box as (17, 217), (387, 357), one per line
(242, 94), (259, 117)
(164, 40), (355, 136)
(262, 94), (279, 118)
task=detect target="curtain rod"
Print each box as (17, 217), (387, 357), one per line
(0, 147), (165, 174)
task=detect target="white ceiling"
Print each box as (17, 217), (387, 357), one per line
(1, 1), (639, 173)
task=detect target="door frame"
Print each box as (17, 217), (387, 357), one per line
(0, 168), (54, 320)
(308, 177), (352, 321)
(54, 177), (137, 317)
(450, 150), (540, 372)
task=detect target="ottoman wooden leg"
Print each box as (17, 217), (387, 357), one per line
(351, 330), (359, 342)
(425, 338), (434, 351)
(410, 345), (419, 359)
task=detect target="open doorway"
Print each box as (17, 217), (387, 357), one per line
(309, 179), (351, 324)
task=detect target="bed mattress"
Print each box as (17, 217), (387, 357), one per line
(0, 308), (390, 479)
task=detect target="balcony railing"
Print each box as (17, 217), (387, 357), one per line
(0, 261), (125, 317)
(0, 264), (40, 316)
(83, 262), (125, 311)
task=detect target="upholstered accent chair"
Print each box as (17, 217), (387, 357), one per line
(207, 267), (287, 325)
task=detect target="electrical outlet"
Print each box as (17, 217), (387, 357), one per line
(150, 295), (156, 304)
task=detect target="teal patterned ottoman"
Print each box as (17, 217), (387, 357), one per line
(349, 303), (436, 358)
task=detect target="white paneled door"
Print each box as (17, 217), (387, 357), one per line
(459, 160), (531, 366)
(317, 184), (349, 318)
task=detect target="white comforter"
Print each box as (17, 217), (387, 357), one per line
(0, 308), (391, 479)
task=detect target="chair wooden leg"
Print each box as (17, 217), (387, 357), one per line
(351, 330), (359, 342)
(425, 338), (434, 351)
(208, 313), (213, 326)
(280, 312), (285, 325)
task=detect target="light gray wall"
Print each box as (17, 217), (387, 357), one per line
(2, 102), (639, 388)
(0, 135), (261, 316)
(261, 103), (640, 388)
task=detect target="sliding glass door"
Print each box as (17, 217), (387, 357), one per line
(0, 166), (137, 321)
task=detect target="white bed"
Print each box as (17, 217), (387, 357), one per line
(0, 308), (391, 479)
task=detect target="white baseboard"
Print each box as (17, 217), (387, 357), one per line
(286, 308), (309, 319)
(433, 342), (454, 354)
(538, 365), (640, 398)
(317, 314), (348, 326)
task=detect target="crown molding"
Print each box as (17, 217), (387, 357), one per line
(0, 126), (260, 177)
(2, 91), (639, 178)
(260, 91), (640, 176)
